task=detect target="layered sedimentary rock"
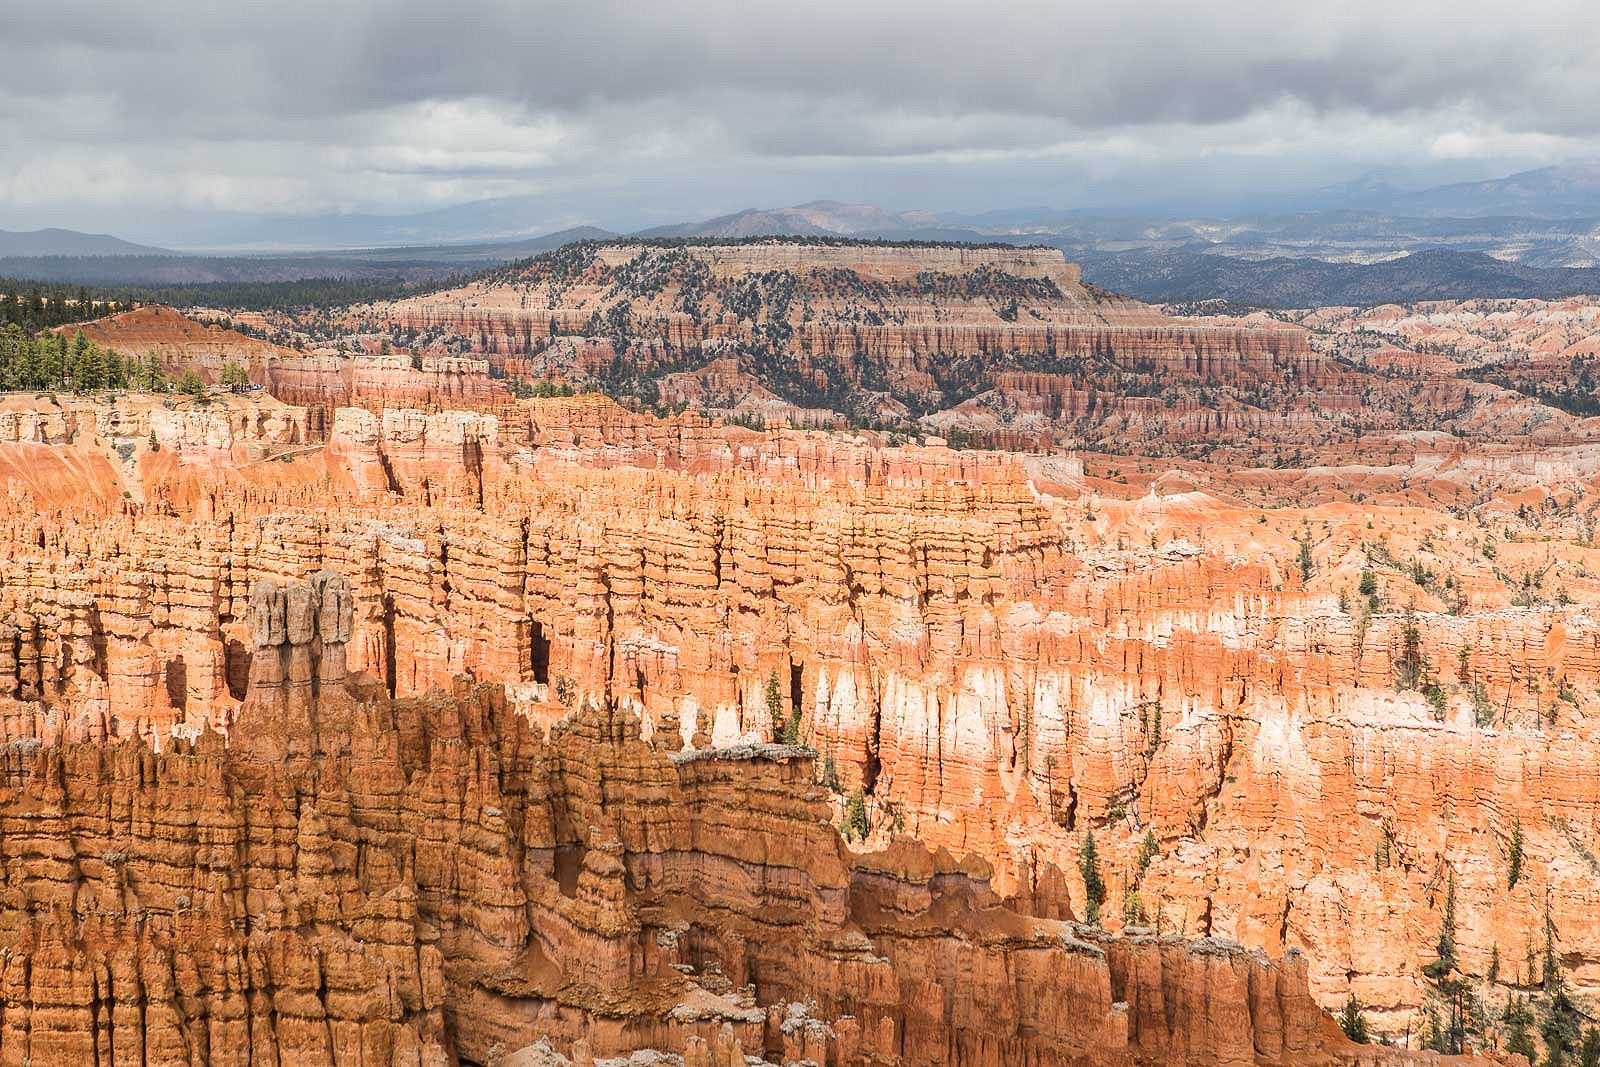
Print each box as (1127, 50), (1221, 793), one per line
(0, 572), (1386, 1067)
(0, 384), (1595, 1055)
(27, 233), (1600, 1067)
(326, 240), (1600, 465)
(349, 240), (1335, 444)
(62, 307), (508, 433)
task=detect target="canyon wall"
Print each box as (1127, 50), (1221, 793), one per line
(335, 241), (1598, 465)
(353, 240), (1347, 443)
(0, 569), (1388, 1067)
(62, 307), (508, 434)
(0, 386), (1594, 1057)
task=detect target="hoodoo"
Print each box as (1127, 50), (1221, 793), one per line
(2, 248), (1585, 1066)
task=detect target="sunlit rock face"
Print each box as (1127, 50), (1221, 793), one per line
(7, 275), (1598, 1060)
(0, 568), (1366, 1067)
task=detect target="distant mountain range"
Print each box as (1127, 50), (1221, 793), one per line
(0, 228), (169, 257)
(1075, 248), (1600, 307)
(637, 201), (948, 239)
(1323, 163), (1600, 218)
(7, 164), (1600, 305)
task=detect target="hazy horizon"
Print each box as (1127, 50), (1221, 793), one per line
(5, 1), (1600, 247)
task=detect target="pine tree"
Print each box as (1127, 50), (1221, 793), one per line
(1578, 1026), (1600, 1067)
(766, 671), (784, 740)
(1509, 817), (1525, 889)
(0, 325), (23, 389)
(1339, 994), (1369, 1043)
(37, 334), (63, 386)
(1421, 874), (1464, 1054)
(74, 338), (105, 391)
(220, 359), (249, 392)
(14, 336), (41, 390)
(1137, 828), (1159, 874)
(842, 788), (870, 842)
(1506, 997), (1537, 1061)
(1396, 606), (1424, 690)
(1080, 832), (1106, 924)
(1436, 875), (1457, 970)
(1542, 907), (1580, 1064)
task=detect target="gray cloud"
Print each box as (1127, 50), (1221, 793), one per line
(3, 0), (1598, 238)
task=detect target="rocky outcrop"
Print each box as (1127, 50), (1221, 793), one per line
(358, 240), (1317, 441)
(350, 354), (504, 414)
(0, 573), (1393, 1066)
(64, 307), (508, 434)
(0, 372), (1585, 1058)
(235, 569), (353, 758)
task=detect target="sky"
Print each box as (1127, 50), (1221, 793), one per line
(3, 0), (1599, 244)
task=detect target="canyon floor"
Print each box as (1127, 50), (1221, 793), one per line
(4, 239), (1594, 1065)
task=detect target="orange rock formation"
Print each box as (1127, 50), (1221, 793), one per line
(0, 567), (1400, 1066)
(63, 306), (508, 430)
(0, 378), (1572, 1059)
(14, 252), (1587, 1063)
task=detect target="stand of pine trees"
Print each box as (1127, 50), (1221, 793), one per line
(0, 326), (171, 393)
(0, 286), (134, 334)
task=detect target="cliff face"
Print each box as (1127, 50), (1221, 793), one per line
(0, 571), (1377, 1067)
(327, 243), (1600, 463)
(0, 377), (1586, 1059)
(351, 240), (1336, 445)
(64, 307), (508, 432)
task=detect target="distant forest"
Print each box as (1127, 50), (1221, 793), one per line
(0, 283), (135, 333)
(0, 273), (462, 315)
(0, 322), (201, 394)
(1078, 248), (1600, 307)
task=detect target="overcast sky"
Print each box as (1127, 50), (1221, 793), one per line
(3, 0), (1598, 241)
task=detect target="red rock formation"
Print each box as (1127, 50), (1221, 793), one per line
(347, 240), (1322, 444)
(0, 376), (1577, 1059)
(0, 573), (1408, 1066)
(63, 307), (509, 433)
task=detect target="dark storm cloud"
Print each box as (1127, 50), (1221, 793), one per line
(1, 0), (1597, 229)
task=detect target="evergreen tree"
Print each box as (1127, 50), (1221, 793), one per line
(1422, 874), (1465, 1054)
(766, 671), (783, 739)
(842, 788), (870, 842)
(1506, 997), (1537, 1061)
(1339, 994), (1370, 1044)
(1080, 832), (1107, 924)
(37, 334), (63, 386)
(0, 323), (24, 388)
(1137, 828), (1160, 874)
(1578, 1026), (1600, 1067)
(75, 337), (105, 391)
(1542, 910), (1580, 1065)
(1396, 606), (1425, 690)
(14, 335), (41, 390)
(1436, 875), (1458, 971)
(1509, 817), (1525, 889)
